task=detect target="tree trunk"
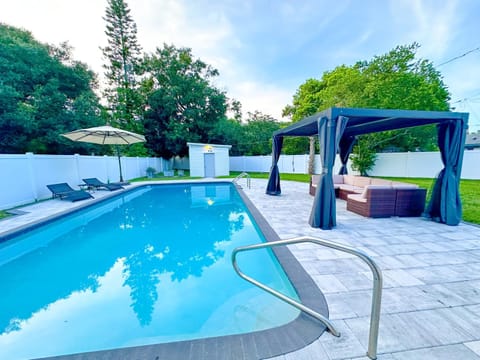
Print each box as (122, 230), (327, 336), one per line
(308, 136), (315, 174)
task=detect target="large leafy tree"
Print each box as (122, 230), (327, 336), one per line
(209, 117), (243, 155)
(237, 111), (280, 155)
(142, 44), (228, 159)
(209, 111), (280, 156)
(101, 0), (143, 133)
(0, 23), (103, 154)
(284, 43), (450, 174)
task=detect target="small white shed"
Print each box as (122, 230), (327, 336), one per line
(187, 142), (232, 177)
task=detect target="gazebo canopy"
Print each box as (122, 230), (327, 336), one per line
(266, 107), (469, 230)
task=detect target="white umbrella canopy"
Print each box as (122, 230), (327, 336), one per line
(61, 125), (146, 145)
(61, 125), (146, 183)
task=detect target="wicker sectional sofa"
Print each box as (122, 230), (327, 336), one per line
(309, 174), (427, 218)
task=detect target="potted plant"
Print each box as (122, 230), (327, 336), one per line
(146, 167), (156, 178)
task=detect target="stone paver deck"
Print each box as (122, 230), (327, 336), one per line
(1, 178), (480, 359)
(240, 179), (480, 360)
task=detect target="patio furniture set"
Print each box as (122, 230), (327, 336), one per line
(46, 178), (124, 202)
(310, 174), (427, 218)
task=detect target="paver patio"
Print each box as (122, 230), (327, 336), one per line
(241, 179), (480, 360)
(1, 179), (479, 359)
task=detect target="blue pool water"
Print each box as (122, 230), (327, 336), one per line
(0, 183), (300, 359)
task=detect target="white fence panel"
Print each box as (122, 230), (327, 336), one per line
(461, 150), (480, 179)
(230, 156), (271, 172)
(173, 156), (189, 170)
(229, 151), (480, 180)
(78, 156), (110, 182)
(230, 156), (248, 172)
(0, 154), (34, 209)
(0, 153), (164, 210)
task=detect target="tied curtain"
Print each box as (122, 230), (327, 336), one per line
(427, 119), (467, 225)
(338, 136), (356, 175)
(266, 135), (284, 195)
(308, 116), (348, 229)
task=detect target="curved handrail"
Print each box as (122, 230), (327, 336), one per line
(231, 236), (383, 360)
(233, 172), (251, 189)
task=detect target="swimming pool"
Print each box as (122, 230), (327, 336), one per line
(0, 182), (328, 359)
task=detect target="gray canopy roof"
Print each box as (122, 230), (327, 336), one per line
(266, 107), (469, 230)
(273, 107), (467, 137)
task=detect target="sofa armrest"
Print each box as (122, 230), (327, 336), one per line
(347, 186), (396, 218)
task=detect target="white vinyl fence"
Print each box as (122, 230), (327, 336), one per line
(230, 150), (480, 179)
(0, 153), (164, 210)
(2, 150), (478, 211)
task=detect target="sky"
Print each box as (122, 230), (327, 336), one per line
(1, 0), (480, 132)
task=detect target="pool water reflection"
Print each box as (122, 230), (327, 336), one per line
(0, 183), (299, 359)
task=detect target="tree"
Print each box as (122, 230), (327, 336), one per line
(209, 117), (243, 155)
(0, 24), (103, 154)
(208, 111), (281, 156)
(238, 111), (281, 155)
(101, 0), (143, 133)
(282, 78), (327, 172)
(284, 43), (451, 173)
(142, 44), (228, 159)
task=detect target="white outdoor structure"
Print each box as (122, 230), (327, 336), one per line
(187, 143), (232, 177)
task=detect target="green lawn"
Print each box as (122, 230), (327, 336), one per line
(228, 172), (480, 225)
(1, 172), (478, 225)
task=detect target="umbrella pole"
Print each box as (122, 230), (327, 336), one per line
(116, 145), (124, 183)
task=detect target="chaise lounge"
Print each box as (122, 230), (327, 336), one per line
(46, 183), (94, 202)
(83, 178), (124, 191)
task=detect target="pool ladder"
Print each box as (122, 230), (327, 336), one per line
(231, 236), (383, 360)
(233, 172), (251, 189)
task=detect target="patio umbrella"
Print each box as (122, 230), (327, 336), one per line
(61, 125), (146, 183)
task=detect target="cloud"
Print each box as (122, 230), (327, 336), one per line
(227, 81), (293, 121)
(389, 0), (460, 59)
(2, 0), (478, 130)
(0, 0), (106, 73)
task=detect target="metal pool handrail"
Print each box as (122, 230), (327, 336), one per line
(232, 172), (251, 189)
(231, 236), (383, 360)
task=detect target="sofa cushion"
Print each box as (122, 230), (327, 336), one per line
(343, 175), (355, 185)
(353, 176), (372, 187)
(391, 182), (418, 189)
(347, 193), (366, 203)
(339, 184), (363, 192)
(361, 185), (392, 198)
(332, 174), (344, 184)
(371, 178), (392, 186)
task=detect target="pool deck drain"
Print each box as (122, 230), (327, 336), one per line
(1, 179), (480, 359)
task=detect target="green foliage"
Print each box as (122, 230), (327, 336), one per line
(209, 117), (243, 155)
(283, 43), (451, 159)
(0, 24), (104, 154)
(101, 0), (143, 133)
(142, 44), (228, 158)
(350, 137), (377, 176)
(237, 112), (280, 155)
(209, 111), (281, 155)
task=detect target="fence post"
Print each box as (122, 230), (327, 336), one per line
(26, 152), (38, 202)
(104, 155), (110, 182)
(137, 156), (140, 178)
(74, 154), (81, 184)
(405, 152), (410, 178)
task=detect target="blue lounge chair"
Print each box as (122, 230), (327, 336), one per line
(46, 183), (94, 202)
(82, 178), (124, 191)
